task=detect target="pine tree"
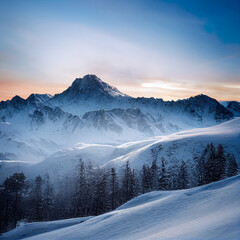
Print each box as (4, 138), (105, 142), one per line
(93, 172), (108, 215)
(43, 174), (54, 220)
(74, 159), (88, 216)
(109, 168), (119, 210)
(32, 175), (43, 221)
(227, 153), (238, 177)
(121, 161), (132, 202)
(205, 143), (217, 183)
(197, 156), (206, 186)
(141, 164), (152, 193)
(215, 144), (226, 180)
(150, 159), (159, 190)
(129, 169), (139, 199)
(121, 161), (138, 202)
(54, 176), (77, 219)
(1, 173), (26, 232)
(0, 185), (5, 232)
(167, 160), (179, 190)
(178, 161), (188, 189)
(158, 157), (168, 190)
(196, 145), (209, 186)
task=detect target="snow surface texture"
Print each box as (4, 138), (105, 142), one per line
(2, 175), (240, 240)
(1, 117), (239, 184)
(0, 75), (235, 162)
(1, 217), (93, 240)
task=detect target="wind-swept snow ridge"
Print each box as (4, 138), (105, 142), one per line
(3, 175), (240, 240)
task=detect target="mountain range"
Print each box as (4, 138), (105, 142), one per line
(0, 74), (238, 161)
(0, 74), (239, 183)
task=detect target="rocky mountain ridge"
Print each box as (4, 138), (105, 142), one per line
(0, 74), (236, 162)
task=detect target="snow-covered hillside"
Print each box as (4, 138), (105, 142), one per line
(105, 117), (240, 170)
(0, 75), (234, 162)
(3, 175), (240, 240)
(1, 217), (93, 240)
(1, 118), (239, 184)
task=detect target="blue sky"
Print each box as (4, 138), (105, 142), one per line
(0, 0), (240, 100)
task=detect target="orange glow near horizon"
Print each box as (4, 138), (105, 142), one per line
(1, 77), (239, 102)
(0, 79), (68, 101)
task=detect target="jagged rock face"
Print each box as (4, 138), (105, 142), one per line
(30, 106), (83, 133)
(83, 109), (123, 133)
(109, 108), (157, 135)
(82, 108), (158, 135)
(27, 94), (52, 108)
(0, 96), (27, 118)
(31, 110), (45, 129)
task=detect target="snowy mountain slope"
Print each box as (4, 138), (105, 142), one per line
(4, 175), (240, 240)
(81, 108), (165, 140)
(0, 122), (59, 162)
(1, 118), (239, 184)
(1, 217), (93, 240)
(105, 117), (240, 175)
(0, 98), (84, 161)
(36, 117), (240, 182)
(0, 138), (159, 183)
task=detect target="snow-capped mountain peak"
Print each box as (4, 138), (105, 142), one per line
(184, 94), (233, 121)
(221, 101), (240, 117)
(27, 93), (53, 108)
(11, 95), (26, 106)
(52, 74), (127, 103)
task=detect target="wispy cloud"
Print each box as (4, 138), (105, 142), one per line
(142, 81), (186, 91)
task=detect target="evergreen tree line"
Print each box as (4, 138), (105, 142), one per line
(0, 144), (238, 233)
(196, 143), (238, 185)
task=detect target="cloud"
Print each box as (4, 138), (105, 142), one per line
(142, 81), (186, 91)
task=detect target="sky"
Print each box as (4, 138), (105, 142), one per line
(0, 0), (240, 101)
